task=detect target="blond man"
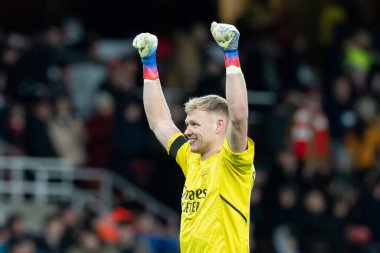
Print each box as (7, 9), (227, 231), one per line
(133, 22), (255, 253)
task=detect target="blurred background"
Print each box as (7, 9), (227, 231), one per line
(0, 0), (380, 252)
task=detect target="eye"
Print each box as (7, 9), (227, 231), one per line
(186, 121), (200, 127)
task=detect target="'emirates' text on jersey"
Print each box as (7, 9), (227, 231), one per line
(167, 133), (255, 253)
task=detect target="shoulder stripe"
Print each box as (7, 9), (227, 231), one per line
(220, 194), (247, 223)
(169, 135), (187, 159)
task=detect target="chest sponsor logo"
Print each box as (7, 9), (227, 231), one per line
(181, 187), (208, 214)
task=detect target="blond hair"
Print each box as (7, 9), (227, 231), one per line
(184, 95), (229, 117)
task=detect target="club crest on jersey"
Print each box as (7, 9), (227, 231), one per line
(201, 166), (210, 183)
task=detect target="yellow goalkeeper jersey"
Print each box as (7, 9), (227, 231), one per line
(167, 133), (255, 253)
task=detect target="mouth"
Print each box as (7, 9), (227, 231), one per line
(188, 137), (198, 145)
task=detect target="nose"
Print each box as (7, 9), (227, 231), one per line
(184, 126), (192, 136)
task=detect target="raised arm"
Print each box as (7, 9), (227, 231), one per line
(211, 22), (248, 153)
(132, 33), (180, 148)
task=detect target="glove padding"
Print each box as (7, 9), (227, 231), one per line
(210, 21), (240, 51)
(132, 33), (158, 58)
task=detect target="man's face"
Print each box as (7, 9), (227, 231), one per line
(184, 109), (221, 154)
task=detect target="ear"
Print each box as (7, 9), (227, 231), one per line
(215, 118), (225, 134)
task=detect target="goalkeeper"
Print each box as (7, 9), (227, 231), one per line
(133, 22), (255, 253)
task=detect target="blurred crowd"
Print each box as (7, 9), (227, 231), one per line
(0, 0), (380, 252)
(0, 204), (180, 253)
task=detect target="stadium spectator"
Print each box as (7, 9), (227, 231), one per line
(24, 99), (57, 157)
(85, 91), (115, 168)
(49, 95), (87, 166)
(35, 215), (65, 253)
